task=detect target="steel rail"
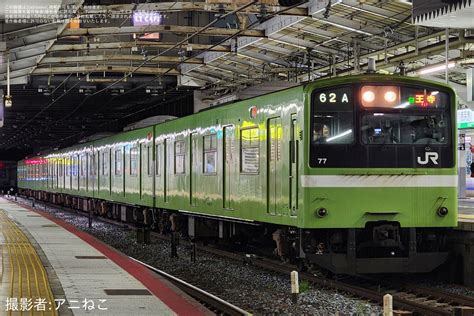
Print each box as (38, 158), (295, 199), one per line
(128, 256), (250, 316)
(12, 196), (473, 316)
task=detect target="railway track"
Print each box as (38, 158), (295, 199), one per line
(196, 246), (472, 316)
(129, 257), (250, 316)
(12, 197), (249, 316)
(13, 196), (474, 316)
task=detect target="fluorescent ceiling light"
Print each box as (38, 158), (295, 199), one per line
(312, 18), (373, 36)
(327, 129), (352, 142)
(418, 62), (455, 75)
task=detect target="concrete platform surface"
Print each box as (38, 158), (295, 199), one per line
(0, 198), (210, 316)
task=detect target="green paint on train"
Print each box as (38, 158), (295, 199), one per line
(18, 75), (457, 273)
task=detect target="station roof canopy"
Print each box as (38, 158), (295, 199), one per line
(0, 0), (473, 159)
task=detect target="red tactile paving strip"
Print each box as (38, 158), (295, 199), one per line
(14, 202), (209, 316)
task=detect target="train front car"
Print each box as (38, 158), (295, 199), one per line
(301, 75), (457, 274)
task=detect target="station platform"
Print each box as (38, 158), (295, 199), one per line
(458, 198), (474, 231)
(0, 198), (210, 315)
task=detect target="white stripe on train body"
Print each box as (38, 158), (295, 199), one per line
(300, 175), (457, 188)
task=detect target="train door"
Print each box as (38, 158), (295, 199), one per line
(164, 139), (169, 203)
(190, 133), (198, 206)
(223, 125), (235, 209)
(55, 160), (58, 189)
(155, 142), (163, 202)
(140, 143), (145, 200)
(52, 161), (57, 189)
(289, 115), (298, 216)
(90, 151), (97, 197)
(267, 117), (284, 216)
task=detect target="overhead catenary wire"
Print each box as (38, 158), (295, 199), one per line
(2, 1), (258, 149)
(56, 0), (309, 124)
(4, 1), (440, 150)
(90, 0), (259, 97)
(48, 1), (311, 147)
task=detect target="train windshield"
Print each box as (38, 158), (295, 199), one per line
(310, 84), (453, 168)
(361, 113), (449, 145)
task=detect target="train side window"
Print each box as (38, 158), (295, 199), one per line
(174, 140), (186, 175)
(80, 155), (87, 176)
(102, 151), (109, 176)
(130, 147), (138, 176)
(59, 160), (63, 177)
(66, 157), (70, 176)
(90, 154), (96, 176)
(240, 127), (259, 174)
(203, 134), (217, 175)
(115, 149), (122, 176)
(156, 144), (162, 177)
(146, 145), (152, 176)
(73, 156), (79, 177)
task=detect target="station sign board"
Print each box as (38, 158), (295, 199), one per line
(132, 11), (162, 26)
(132, 11), (162, 40)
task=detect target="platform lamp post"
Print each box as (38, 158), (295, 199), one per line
(4, 53), (13, 108)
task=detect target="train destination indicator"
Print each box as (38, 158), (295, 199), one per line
(408, 94), (437, 107)
(314, 86), (353, 111)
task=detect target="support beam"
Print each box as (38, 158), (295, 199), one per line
(61, 25), (265, 38)
(84, 2), (308, 16)
(267, 34), (340, 55)
(310, 3), (412, 42)
(340, 0), (411, 24)
(296, 35), (474, 81)
(32, 65), (179, 75)
(290, 23), (383, 51)
(49, 42), (231, 52)
(41, 55), (203, 64)
(237, 49), (290, 67)
(7, 29), (59, 49)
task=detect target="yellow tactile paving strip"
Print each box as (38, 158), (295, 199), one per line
(0, 210), (57, 316)
(459, 214), (474, 221)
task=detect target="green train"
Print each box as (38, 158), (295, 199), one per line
(18, 74), (457, 274)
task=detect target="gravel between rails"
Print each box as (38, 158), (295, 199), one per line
(31, 203), (383, 316)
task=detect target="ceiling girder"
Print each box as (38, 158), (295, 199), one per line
(49, 42), (231, 53)
(32, 65), (179, 76)
(83, 2), (308, 16)
(61, 25), (265, 38)
(41, 55), (203, 65)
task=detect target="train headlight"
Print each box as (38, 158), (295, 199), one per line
(316, 208), (328, 218)
(437, 206), (448, 217)
(384, 91), (397, 103)
(362, 90), (375, 103)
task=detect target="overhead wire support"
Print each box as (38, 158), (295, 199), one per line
(89, 0), (309, 105)
(53, 1), (310, 146)
(91, 0), (260, 96)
